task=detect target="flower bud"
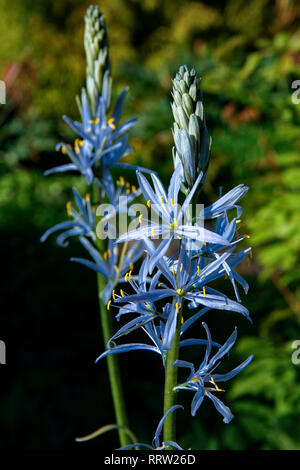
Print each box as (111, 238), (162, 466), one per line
(84, 5), (111, 113)
(171, 65), (210, 193)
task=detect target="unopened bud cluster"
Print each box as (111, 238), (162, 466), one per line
(171, 65), (211, 193)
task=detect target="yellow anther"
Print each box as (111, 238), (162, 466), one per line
(107, 300), (111, 310)
(107, 118), (117, 130)
(172, 265), (175, 275)
(85, 193), (90, 201)
(138, 214), (143, 224)
(66, 201), (72, 216)
(204, 242), (208, 247)
(119, 176), (125, 186)
(120, 289), (125, 297)
(130, 263), (134, 271)
(236, 219), (241, 223)
(128, 270), (132, 280)
(145, 304), (153, 310)
(203, 287), (206, 297)
(126, 182), (130, 188)
(89, 118), (100, 124)
(160, 196), (164, 203)
(210, 377), (224, 392)
(181, 316), (184, 325)
(131, 185), (137, 193)
(170, 223), (175, 231)
(249, 249), (253, 259)
(87, 127), (92, 132)
(125, 272), (129, 282)
(114, 265), (119, 273)
(158, 282), (164, 287)
(170, 199), (174, 208)
(162, 306), (165, 312)
(244, 234), (250, 239)
(197, 265), (200, 276)
(176, 303), (180, 313)
(147, 200), (151, 208)
(126, 189), (131, 195)
(176, 288), (184, 296)
(152, 227), (155, 238)
(74, 138), (84, 149)
(225, 274), (228, 280)
(180, 263), (183, 273)
(107, 117), (116, 130)
(112, 290), (116, 300)
(174, 218), (178, 227)
(61, 145), (67, 154)
(103, 251), (108, 261)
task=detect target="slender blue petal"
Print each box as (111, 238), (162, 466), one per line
(152, 405), (183, 449)
(206, 392), (234, 423)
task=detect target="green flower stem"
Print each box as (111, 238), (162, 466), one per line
(96, 259), (130, 447)
(163, 305), (183, 447)
(94, 174), (130, 448)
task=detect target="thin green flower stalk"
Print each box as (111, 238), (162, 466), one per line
(96, 253), (130, 448)
(84, 5), (112, 113)
(103, 64), (252, 450)
(94, 176), (130, 447)
(86, 7), (130, 447)
(171, 65), (211, 195)
(163, 303), (183, 448)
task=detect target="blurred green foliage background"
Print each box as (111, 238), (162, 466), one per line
(0, 0), (300, 450)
